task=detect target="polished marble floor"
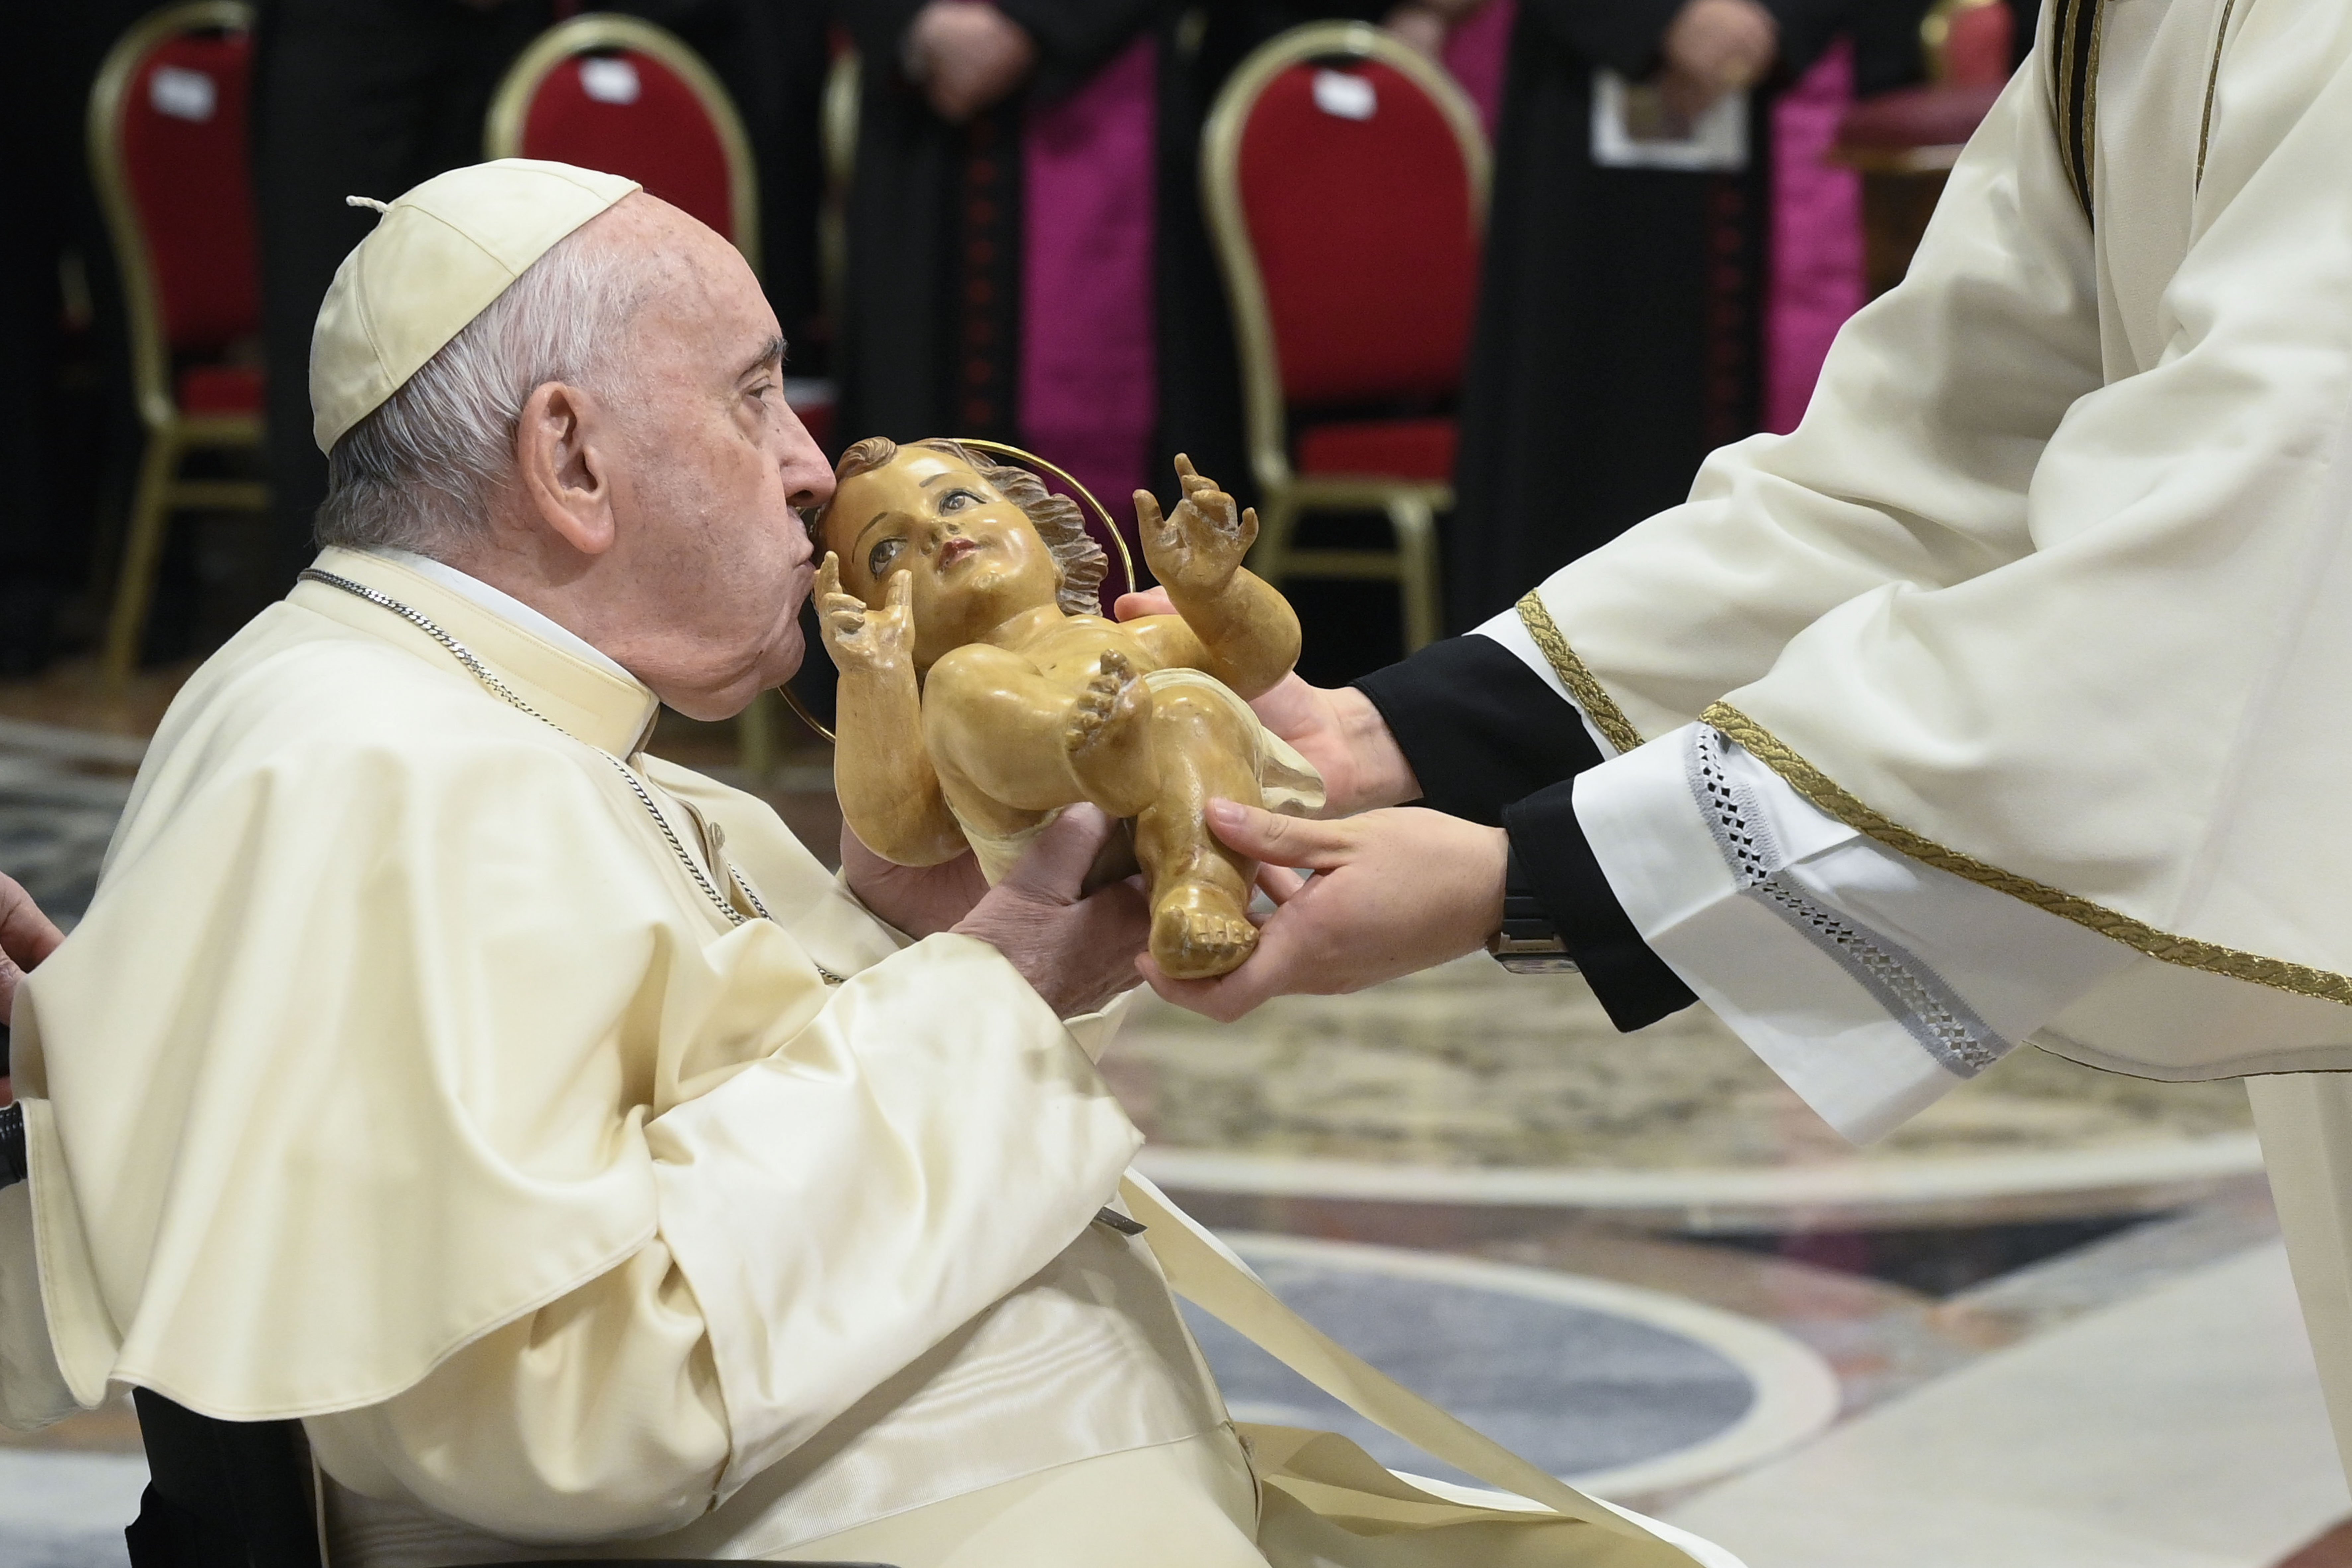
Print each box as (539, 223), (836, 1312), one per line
(1, 701), (2344, 1567)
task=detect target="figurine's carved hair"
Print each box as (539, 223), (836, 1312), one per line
(828, 436), (1108, 616)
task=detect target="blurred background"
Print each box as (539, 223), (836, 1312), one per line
(6, 2), (2347, 1565)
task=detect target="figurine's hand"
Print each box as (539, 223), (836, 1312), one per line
(1137, 454), (1257, 598)
(816, 554), (916, 677)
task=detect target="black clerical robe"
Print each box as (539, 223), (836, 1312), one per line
(834, 0), (1384, 497)
(1445, 0), (1936, 631)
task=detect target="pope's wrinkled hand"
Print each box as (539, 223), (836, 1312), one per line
(1137, 799), (1506, 1021)
(952, 805), (1151, 1018)
(840, 823), (991, 939)
(0, 871), (63, 1029)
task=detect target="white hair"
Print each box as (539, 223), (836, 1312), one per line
(314, 220), (654, 555)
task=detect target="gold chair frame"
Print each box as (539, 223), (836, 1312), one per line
(89, 0), (269, 690)
(1920, 0), (2009, 82)
(1200, 21), (1490, 653)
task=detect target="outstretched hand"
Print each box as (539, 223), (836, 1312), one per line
(954, 805), (1151, 1017)
(0, 873), (62, 1030)
(1138, 799), (1506, 1020)
(2, 873), (64, 1105)
(1135, 455), (1256, 599)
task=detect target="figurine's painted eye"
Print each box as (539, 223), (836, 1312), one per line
(939, 488), (979, 513)
(868, 537), (905, 578)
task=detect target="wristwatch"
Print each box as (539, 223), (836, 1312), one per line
(1487, 845), (1578, 974)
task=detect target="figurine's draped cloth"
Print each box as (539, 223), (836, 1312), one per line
(953, 668), (1326, 886)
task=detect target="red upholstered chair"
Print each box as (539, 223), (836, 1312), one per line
(1202, 22), (1488, 652)
(1924, 0), (2015, 87)
(88, 0), (269, 688)
(485, 14), (760, 270)
(1837, 0), (2013, 178)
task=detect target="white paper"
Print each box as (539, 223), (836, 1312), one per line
(1591, 69), (1748, 172)
(1312, 68), (1377, 122)
(580, 56), (643, 106)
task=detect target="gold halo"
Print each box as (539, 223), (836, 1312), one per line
(779, 440), (1139, 746)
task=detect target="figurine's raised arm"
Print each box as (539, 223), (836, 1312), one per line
(816, 555), (966, 865)
(1128, 456), (1301, 698)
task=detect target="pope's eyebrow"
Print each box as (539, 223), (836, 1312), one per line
(737, 335), (785, 383)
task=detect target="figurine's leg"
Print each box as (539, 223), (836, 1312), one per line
(1063, 651), (1159, 819)
(922, 643), (1106, 814)
(1135, 686), (1264, 981)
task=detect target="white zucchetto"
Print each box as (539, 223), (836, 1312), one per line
(309, 159), (641, 453)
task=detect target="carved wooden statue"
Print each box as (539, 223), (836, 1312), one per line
(815, 437), (1323, 979)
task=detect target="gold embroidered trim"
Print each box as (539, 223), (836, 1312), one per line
(2194, 0), (2240, 189)
(2049, 0), (2106, 220)
(1703, 702), (2352, 1008)
(1514, 591), (1643, 755)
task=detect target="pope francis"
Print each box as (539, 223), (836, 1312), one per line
(0, 163), (1730, 1568)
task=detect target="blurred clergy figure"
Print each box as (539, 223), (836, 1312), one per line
(834, 0), (1388, 530)
(1441, 0), (1940, 629)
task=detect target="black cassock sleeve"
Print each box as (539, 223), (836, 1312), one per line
(1354, 639), (1697, 1032)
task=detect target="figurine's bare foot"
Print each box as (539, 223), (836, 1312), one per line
(1151, 876), (1258, 980)
(1064, 651), (1155, 816)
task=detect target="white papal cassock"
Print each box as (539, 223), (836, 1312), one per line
(1414, 0), (2352, 1484)
(0, 547), (1726, 1568)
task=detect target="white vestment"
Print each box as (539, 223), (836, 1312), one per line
(1472, 0), (2352, 1478)
(0, 548), (1718, 1567)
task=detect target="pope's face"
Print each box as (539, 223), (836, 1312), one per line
(823, 446), (1066, 667)
(530, 197), (835, 720)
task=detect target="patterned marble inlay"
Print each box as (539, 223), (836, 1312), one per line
(0, 721), (140, 931)
(1100, 955), (2254, 1196)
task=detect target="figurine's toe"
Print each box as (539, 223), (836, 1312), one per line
(1151, 883), (1259, 980)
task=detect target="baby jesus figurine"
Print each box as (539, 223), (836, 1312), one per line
(815, 438), (1324, 979)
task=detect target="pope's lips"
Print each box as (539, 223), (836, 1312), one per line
(936, 535), (983, 569)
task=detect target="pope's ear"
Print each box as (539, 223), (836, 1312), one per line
(514, 381), (616, 555)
